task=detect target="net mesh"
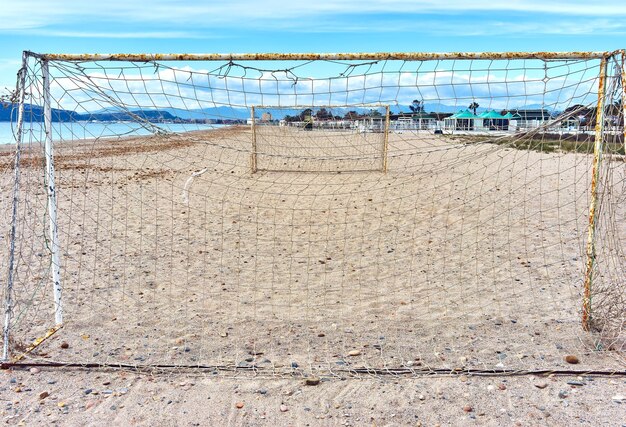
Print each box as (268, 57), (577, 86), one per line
(252, 105), (389, 172)
(1, 52), (624, 375)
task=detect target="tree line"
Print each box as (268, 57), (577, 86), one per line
(283, 108), (384, 123)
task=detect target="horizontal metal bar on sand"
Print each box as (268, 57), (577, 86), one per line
(33, 52), (611, 62)
(2, 360), (626, 378)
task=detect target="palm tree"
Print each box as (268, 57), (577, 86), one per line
(409, 99), (424, 114)
(344, 111), (359, 120)
(468, 101), (479, 115)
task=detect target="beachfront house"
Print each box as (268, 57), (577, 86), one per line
(391, 112), (437, 130)
(478, 110), (510, 131)
(356, 116), (385, 132)
(444, 109), (478, 131)
(413, 112), (438, 130)
(510, 109), (552, 130)
(443, 109), (521, 132)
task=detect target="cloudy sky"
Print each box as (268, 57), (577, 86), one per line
(0, 0), (623, 108)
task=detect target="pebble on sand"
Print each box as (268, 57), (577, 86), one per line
(463, 405), (473, 412)
(29, 367), (40, 374)
(564, 355), (579, 364)
(60, 342), (70, 349)
(280, 405), (288, 412)
(534, 383), (548, 389)
(235, 402), (244, 409)
(348, 350), (361, 356)
(304, 377), (320, 386)
(39, 391), (49, 400)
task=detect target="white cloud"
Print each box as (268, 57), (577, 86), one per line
(300, 18), (626, 36)
(1, 0), (625, 34)
(0, 59), (22, 69)
(24, 30), (216, 39)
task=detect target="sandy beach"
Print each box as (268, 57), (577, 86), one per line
(0, 126), (624, 425)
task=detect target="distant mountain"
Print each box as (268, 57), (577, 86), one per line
(0, 103), (182, 123)
(0, 102), (558, 123)
(184, 103), (555, 120)
(164, 106), (252, 121)
(79, 110), (179, 122)
(0, 103), (81, 122)
(417, 103), (552, 114)
(164, 105), (419, 121)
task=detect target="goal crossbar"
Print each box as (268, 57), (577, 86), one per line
(32, 51), (612, 62)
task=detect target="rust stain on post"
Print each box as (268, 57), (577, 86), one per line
(382, 105), (390, 173)
(582, 57), (608, 331)
(34, 51), (610, 62)
(250, 106), (257, 174)
(622, 50), (626, 160)
(11, 325), (62, 363)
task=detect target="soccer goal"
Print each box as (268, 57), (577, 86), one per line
(250, 104), (390, 172)
(1, 51), (624, 376)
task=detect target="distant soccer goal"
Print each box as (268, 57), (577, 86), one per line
(1, 51), (625, 376)
(250, 104), (390, 172)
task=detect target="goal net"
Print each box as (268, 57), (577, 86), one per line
(251, 105), (390, 172)
(1, 51), (624, 375)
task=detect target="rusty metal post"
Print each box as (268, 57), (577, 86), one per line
(37, 52), (610, 62)
(621, 49), (626, 162)
(250, 106), (257, 173)
(382, 105), (390, 173)
(582, 56), (608, 331)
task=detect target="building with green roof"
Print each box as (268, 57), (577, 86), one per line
(479, 110), (510, 130)
(444, 109), (515, 132)
(444, 109), (479, 130)
(478, 110), (505, 119)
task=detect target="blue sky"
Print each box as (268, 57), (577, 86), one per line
(0, 0), (624, 107)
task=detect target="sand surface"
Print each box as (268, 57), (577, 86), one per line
(1, 368), (626, 426)
(0, 126), (624, 425)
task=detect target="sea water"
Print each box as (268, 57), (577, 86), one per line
(0, 121), (227, 145)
